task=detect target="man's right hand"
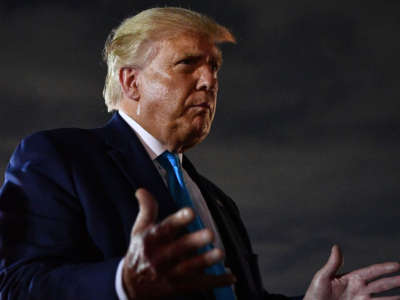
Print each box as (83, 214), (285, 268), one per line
(122, 188), (236, 300)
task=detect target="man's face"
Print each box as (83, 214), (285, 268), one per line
(135, 33), (221, 152)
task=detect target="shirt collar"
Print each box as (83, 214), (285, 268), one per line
(118, 110), (183, 162)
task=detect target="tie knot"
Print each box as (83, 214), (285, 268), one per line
(157, 151), (180, 172)
(157, 151), (185, 188)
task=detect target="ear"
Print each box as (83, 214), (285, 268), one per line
(119, 67), (140, 101)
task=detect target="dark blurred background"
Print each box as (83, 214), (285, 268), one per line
(1, 0), (399, 296)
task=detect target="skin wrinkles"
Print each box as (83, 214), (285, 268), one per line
(122, 189), (234, 299)
(119, 32), (220, 153)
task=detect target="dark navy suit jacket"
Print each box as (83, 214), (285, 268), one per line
(0, 113), (293, 300)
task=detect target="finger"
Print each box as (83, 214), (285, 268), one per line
(317, 244), (343, 280)
(343, 262), (400, 282)
(148, 207), (195, 243)
(169, 248), (225, 277)
(366, 275), (400, 295)
(175, 273), (236, 293)
(131, 188), (158, 235)
(370, 297), (400, 300)
(152, 229), (214, 271)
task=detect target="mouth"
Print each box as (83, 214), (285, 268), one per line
(189, 102), (211, 111)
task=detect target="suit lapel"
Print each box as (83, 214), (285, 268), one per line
(183, 156), (263, 299)
(97, 114), (261, 299)
(182, 155), (247, 252)
(99, 113), (178, 222)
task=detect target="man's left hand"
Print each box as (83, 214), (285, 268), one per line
(304, 245), (400, 300)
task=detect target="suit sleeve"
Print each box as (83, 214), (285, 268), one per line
(0, 132), (121, 300)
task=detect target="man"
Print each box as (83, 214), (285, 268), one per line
(0, 7), (399, 300)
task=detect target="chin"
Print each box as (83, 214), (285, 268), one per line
(181, 126), (210, 151)
(194, 127), (210, 144)
(193, 116), (212, 133)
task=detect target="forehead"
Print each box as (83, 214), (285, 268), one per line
(154, 33), (222, 62)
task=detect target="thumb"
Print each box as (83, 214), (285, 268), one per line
(317, 244), (343, 280)
(131, 188), (158, 235)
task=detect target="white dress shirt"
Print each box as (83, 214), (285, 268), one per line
(115, 110), (225, 300)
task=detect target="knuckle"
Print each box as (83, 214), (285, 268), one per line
(193, 229), (212, 245)
(139, 230), (158, 259)
(203, 228), (214, 240)
(205, 249), (222, 264)
(128, 234), (144, 254)
(148, 224), (160, 237)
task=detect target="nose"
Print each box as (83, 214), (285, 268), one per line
(195, 65), (218, 92)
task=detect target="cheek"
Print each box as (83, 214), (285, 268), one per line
(141, 78), (171, 101)
(139, 80), (181, 124)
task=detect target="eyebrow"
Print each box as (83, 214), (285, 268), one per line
(180, 53), (203, 61)
(179, 50), (223, 67)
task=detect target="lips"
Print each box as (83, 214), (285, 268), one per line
(191, 102), (211, 110)
(186, 94), (214, 114)
(187, 103), (212, 116)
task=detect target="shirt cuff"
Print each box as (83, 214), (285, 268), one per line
(115, 258), (130, 300)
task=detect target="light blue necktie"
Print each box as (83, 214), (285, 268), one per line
(157, 151), (235, 300)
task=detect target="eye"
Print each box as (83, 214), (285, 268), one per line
(177, 57), (198, 65)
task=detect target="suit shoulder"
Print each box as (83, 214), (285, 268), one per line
(20, 127), (103, 154)
(9, 127), (104, 169)
(23, 127), (100, 146)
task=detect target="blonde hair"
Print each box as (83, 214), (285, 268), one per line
(102, 7), (236, 112)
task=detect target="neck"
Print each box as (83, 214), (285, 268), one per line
(118, 101), (200, 154)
